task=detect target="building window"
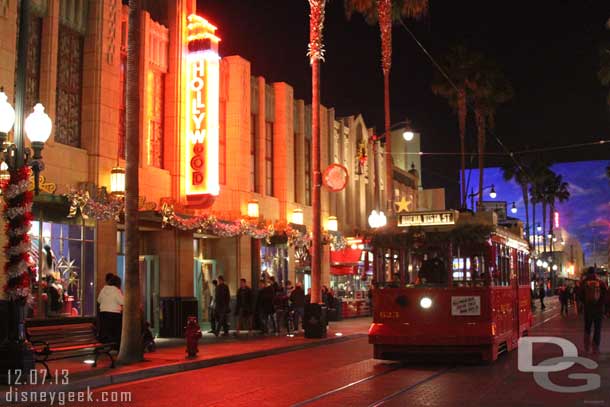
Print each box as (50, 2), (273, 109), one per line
(28, 221), (96, 319)
(24, 15), (43, 114)
(148, 70), (164, 168)
(304, 138), (311, 206)
(55, 25), (84, 147)
(265, 121), (274, 196)
(250, 114), (259, 192)
(219, 100), (226, 185)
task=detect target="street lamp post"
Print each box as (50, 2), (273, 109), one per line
(468, 184), (496, 211)
(368, 134), (386, 229)
(0, 0), (52, 383)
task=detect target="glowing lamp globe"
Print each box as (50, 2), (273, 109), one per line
(291, 208), (304, 225)
(510, 202), (517, 214)
(368, 210), (379, 228)
(326, 216), (338, 232)
(24, 103), (52, 145)
(110, 166), (126, 195)
(0, 91), (15, 134)
(402, 131), (414, 141)
(247, 200), (259, 218)
(488, 185), (497, 199)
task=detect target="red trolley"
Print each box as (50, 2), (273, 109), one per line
(368, 211), (532, 362)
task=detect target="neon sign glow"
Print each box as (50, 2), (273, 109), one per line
(185, 14), (220, 203)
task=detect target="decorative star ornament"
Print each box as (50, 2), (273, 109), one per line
(394, 196), (412, 213)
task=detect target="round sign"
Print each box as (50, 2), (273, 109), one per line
(322, 163), (349, 192)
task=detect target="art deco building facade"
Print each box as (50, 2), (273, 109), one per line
(0, 0), (418, 332)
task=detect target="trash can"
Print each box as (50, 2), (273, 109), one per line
(304, 303), (327, 338)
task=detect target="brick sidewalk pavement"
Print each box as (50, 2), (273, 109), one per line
(0, 317), (371, 400)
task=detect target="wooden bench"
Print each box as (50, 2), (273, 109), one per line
(26, 323), (116, 376)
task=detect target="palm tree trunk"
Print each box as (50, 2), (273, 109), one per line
(457, 89), (467, 207)
(117, 0), (142, 364)
(308, 0), (326, 304)
(378, 0), (393, 214)
(542, 201), (547, 254)
(475, 106), (486, 205)
(522, 183), (530, 244)
(531, 199), (536, 252)
(549, 201), (555, 252)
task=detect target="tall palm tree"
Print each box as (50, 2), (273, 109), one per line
(308, 0), (327, 304)
(529, 161), (552, 255)
(345, 0), (428, 214)
(117, 0), (142, 364)
(598, 37), (610, 107)
(431, 45), (483, 207)
(545, 173), (570, 250)
(470, 61), (513, 205)
(502, 160), (531, 243)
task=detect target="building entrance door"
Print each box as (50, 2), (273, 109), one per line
(116, 255), (160, 337)
(194, 259), (217, 326)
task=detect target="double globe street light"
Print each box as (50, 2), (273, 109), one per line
(0, 90), (52, 194)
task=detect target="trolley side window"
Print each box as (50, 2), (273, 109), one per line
(494, 243), (511, 287)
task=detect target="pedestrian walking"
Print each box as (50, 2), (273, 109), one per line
(538, 282), (546, 310)
(290, 282), (305, 332)
(213, 276), (231, 337)
(256, 280), (276, 334)
(580, 267), (607, 354)
(234, 278), (253, 336)
(97, 274), (123, 348)
(207, 279), (218, 333)
(558, 283), (569, 317)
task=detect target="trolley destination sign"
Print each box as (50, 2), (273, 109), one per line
(397, 210), (458, 227)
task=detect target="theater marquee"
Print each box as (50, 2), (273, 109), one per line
(184, 14), (221, 205)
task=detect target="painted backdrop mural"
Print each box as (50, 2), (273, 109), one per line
(465, 161), (610, 268)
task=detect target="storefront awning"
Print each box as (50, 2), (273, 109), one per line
(331, 247), (362, 264)
(330, 265), (357, 275)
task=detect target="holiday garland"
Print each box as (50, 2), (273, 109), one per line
(66, 190), (123, 221)
(2, 166), (34, 302)
(161, 204), (275, 241)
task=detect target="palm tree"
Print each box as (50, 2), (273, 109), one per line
(470, 60), (513, 205)
(431, 45), (483, 207)
(598, 36), (610, 107)
(308, 0), (327, 304)
(502, 161), (531, 243)
(545, 173), (570, 251)
(529, 162), (552, 255)
(606, 164), (610, 183)
(345, 0), (428, 214)
(117, 0), (143, 364)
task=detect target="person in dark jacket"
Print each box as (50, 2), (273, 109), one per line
(213, 276), (231, 336)
(290, 283), (305, 332)
(234, 278), (253, 336)
(538, 281), (546, 310)
(255, 280), (276, 334)
(208, 279), (218, 333)
(580, 267), (608, 353)
(558, 283), (569, 317)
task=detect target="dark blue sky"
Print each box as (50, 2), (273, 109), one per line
(467, 161), (610, 267)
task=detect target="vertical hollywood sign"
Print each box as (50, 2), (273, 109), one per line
(185, 14), (220, 202)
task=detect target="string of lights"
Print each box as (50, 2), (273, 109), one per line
(385, 139), (610, 156)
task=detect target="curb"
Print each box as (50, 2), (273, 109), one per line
(0, 333), (367, 400)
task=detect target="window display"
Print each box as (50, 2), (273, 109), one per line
(28, 221), (95, 319)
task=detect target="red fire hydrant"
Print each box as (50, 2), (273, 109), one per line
(185, 316), (202, 359)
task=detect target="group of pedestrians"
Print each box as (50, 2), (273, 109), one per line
(207, 276), (308, 337)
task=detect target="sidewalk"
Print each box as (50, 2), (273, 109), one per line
(0, 317), (371, 399)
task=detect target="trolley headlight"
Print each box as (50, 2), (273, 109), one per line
(420, 297), (432, 309)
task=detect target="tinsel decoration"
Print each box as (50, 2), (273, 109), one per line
(2, 166), (34, 302)
(307, 0), (326, 64)
(378, 0), (392, 75)
(161, 203), (274, 242)
(66, 190), (124, 221)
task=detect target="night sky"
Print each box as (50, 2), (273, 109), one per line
(198, 0), (610, 206)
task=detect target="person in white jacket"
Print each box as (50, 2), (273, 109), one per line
(97, 274), (123, 347)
